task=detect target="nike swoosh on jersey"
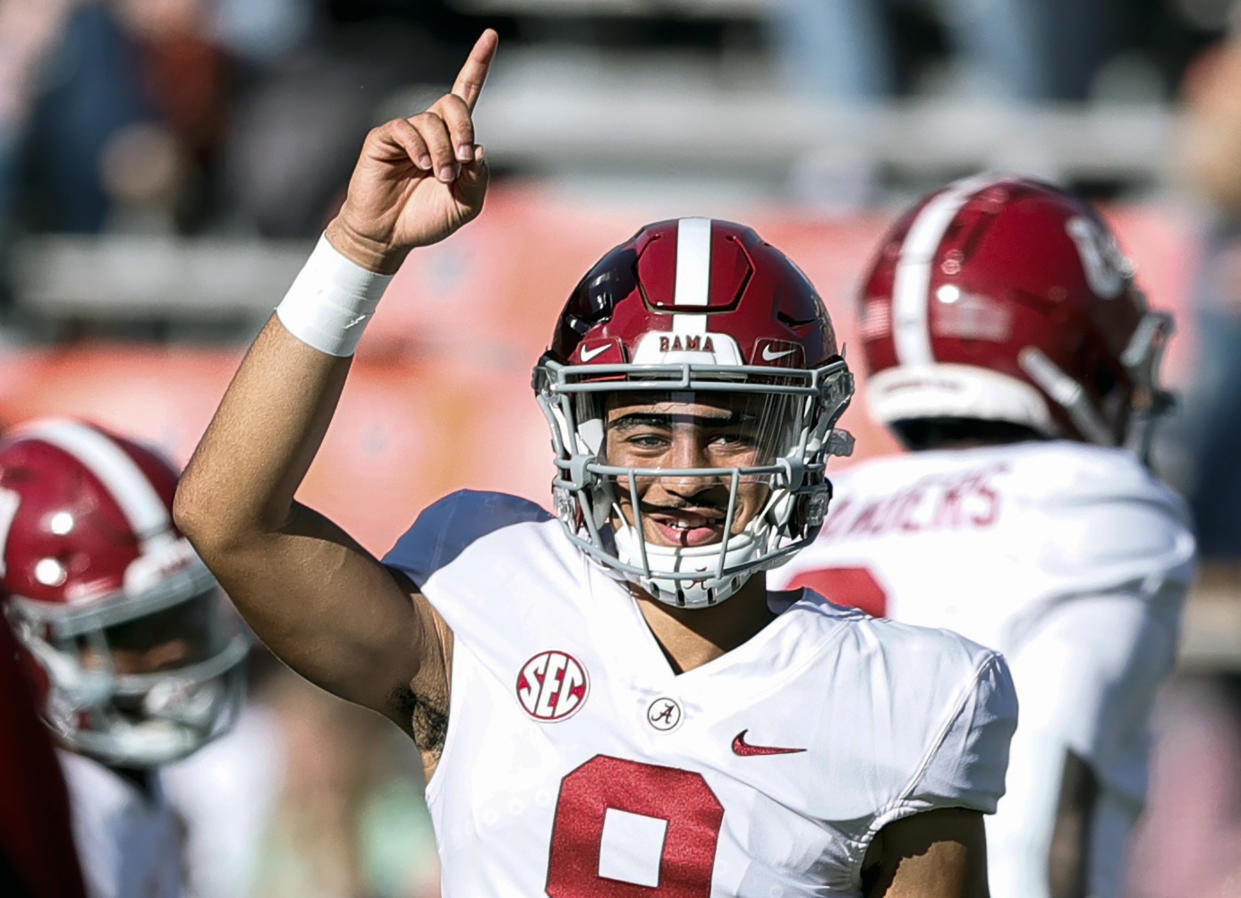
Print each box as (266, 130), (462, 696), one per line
(760, 346), (797, 361)
(731, 729), (807, 756)
(578, 343), (610, 362)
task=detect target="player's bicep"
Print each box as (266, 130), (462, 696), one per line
(384, 565), (454, 753)
(213, 501), (447, 723)
(863, 808), (989, 898)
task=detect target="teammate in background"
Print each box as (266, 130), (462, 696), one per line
(771, 176), (1197, 898)
(0, 419), (251, 898)
(0, 614), (86, 897)
(174, 31), (1018, 895)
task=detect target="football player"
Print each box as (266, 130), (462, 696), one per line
(175, 30), (1018, 895)
(0, 419), (251, 898)
(770, 176), (1197, 898)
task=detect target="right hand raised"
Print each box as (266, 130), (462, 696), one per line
(326, 29), (499, 273)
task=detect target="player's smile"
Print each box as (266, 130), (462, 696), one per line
(644, 505), (727, 547)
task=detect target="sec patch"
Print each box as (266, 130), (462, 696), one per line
(516, 650), (589, 722)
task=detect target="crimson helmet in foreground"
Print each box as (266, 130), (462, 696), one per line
(0, 420), (249, 766)
(534, 218), (854, 609)
(858, 174), (1174, 456)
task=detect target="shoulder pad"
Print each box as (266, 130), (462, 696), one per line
(383, 490), (552, 587)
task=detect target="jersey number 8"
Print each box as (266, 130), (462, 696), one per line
(547, 754), (724, 896)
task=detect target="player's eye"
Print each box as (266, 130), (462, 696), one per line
(624, 432), (671, 452)
(708, 431), (762, 455)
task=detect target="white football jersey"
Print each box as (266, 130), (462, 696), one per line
(58, 751), (185, 898)
(384, 490), (1017, 897)
(770, 441), (1197, 898)
(161, 706), (284, 898)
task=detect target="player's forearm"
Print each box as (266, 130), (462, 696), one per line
(176, 33), (493, 550)
(174, 316), (351, 553)
(173, 316), (443, 717)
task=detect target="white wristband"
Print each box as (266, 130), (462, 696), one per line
(275, 234), (394, 357)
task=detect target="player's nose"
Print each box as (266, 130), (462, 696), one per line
(667, 427), (720, 465)
(660, 434), (718, 482)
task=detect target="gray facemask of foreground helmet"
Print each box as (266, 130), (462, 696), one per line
(8, 550), (251, 768)
(535, 358), (854, 608)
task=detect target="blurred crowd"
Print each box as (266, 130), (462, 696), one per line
(0, 0), (485, 255)
(2, 1), (1241, 896)
(0, 0), (1230, 264)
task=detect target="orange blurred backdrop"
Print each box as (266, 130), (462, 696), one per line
(0, 185), (1197, 552)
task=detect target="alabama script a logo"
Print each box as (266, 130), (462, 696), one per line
(516, 650), (589, 722)
(646, 696), (684, 732)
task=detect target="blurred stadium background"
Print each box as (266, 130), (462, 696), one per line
(3, 0), (1241, 894)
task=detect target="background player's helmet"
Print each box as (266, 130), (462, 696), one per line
(0, 419), (249, 767)
(858, 174), (1174, 456)
(534, 218), (854, 608)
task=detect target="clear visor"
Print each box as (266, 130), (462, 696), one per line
(592, 390), (801, 551)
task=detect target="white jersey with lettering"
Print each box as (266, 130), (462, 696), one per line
(58, 751), (184, 898)
(769, 440), (1197, 898)
(383, 490), (1017, 897)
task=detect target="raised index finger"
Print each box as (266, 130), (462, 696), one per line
(452, 29), (499, 113)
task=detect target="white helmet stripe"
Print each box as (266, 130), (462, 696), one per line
(892, 173), (1003, 366)
(19, 420), (171, 543)
(672, 217), (712, 335)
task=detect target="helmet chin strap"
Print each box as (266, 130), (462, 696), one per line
(612, 523), (764, 608)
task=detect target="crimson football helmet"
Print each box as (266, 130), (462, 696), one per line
(534, 218), (854, 608)
(0, 419), (249, 767)
(858, 174), (1173, 455)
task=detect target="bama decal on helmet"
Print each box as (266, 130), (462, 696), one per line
(516, 651), (589, 722)
(660, 334), (714, 353)
(630, 330), (745, 365)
